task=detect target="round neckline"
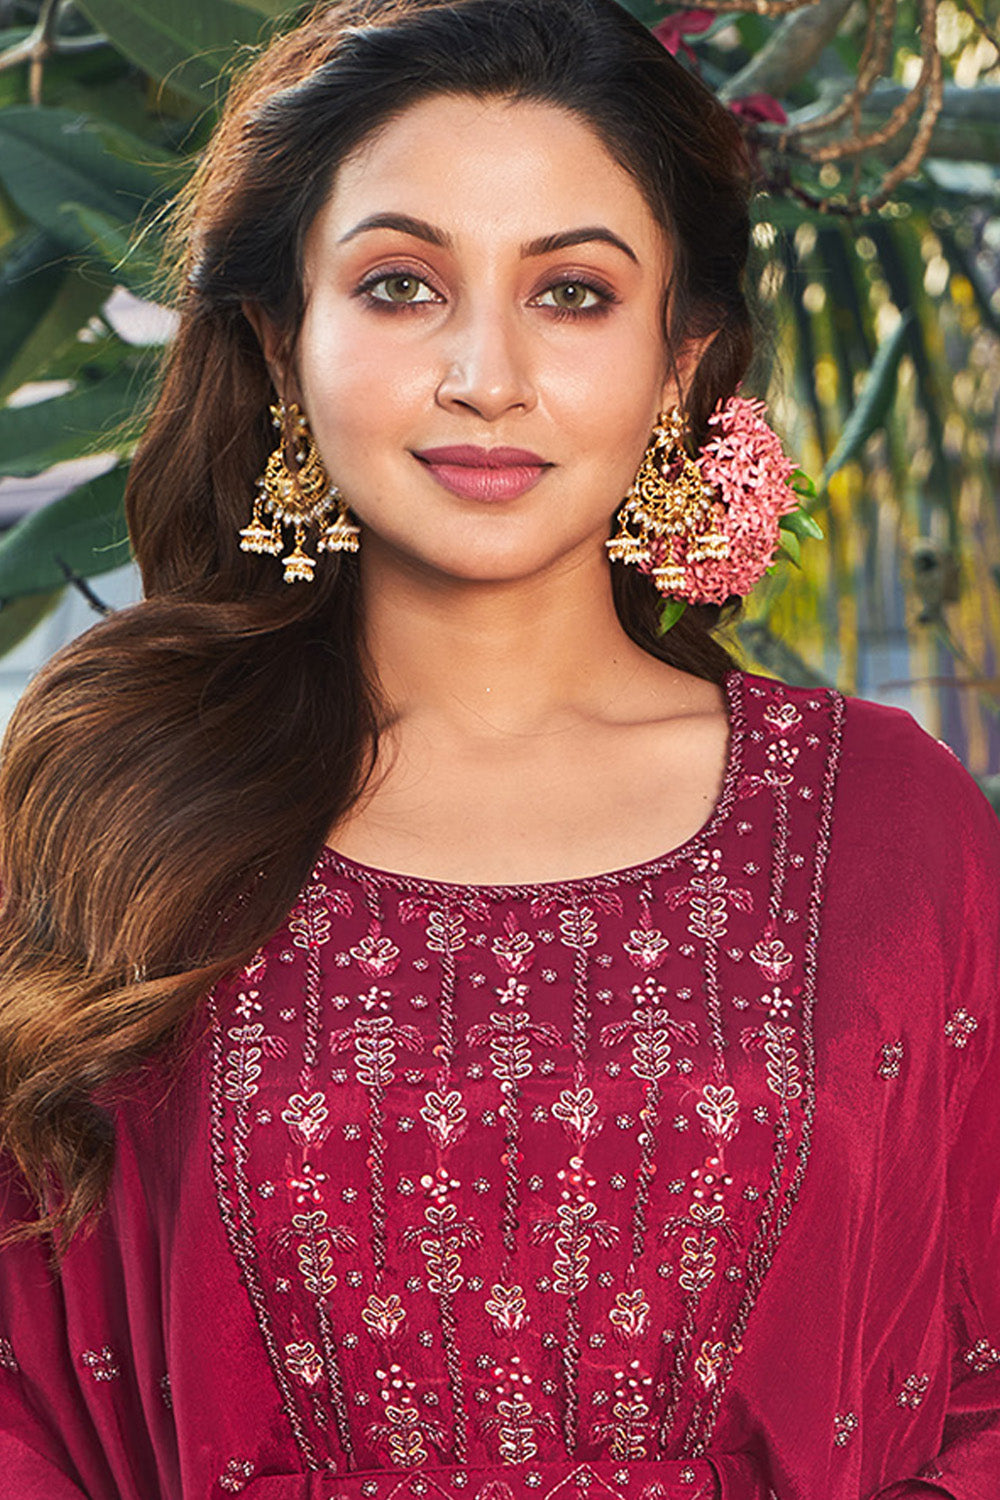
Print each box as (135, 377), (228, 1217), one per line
(316, 667), (746, 899)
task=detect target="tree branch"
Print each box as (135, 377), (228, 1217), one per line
(777, 83), (1000, 164)
(56, 558), (113, 618)
(0, 0), (107, 101)
(719, 0), (857, 101)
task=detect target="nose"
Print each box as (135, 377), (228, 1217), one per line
(435, 300), (536, 420)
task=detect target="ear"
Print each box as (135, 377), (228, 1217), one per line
(242, 301), (298, 401)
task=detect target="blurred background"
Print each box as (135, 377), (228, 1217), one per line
(0, 0), (997, 788)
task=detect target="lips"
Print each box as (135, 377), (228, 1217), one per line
(413, 444), (551, 502)
(415, 445), (548, 467)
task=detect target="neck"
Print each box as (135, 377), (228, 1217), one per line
(358, 542), (653, 742)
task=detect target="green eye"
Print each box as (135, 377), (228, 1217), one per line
(543, 281), (601, 310)
(371, 274), (435, 304)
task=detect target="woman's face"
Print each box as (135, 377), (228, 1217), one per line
(289, 93), (694, 587)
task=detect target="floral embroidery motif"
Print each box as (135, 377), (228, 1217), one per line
(206, 675), (843, 1472)
(285, 1340), (324, 1386)
(218, 1458), (255, 1493)
(693, 1340), (726, 1390)
(160, 1372), (172, 1410)
(945, 1009), (978, 1048)
(351, 923), (401, 978)
(833, 1411), (858, 1446)
(486, 1284), (529, 1334)
(80, 1346), (120, 1382)
(748, 935), (793, 983)
(877, 1041), (904, 1079)
(0, 1337), (17, 1372)
(896, 1373), (930, 1408)
(964, 1338), (1000, 1373)
(695, 1084), (739, 1144)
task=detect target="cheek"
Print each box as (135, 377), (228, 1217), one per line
(549, 355), (662, 486)
(297, 302), (429, 444)
(542, 315), (665, 424)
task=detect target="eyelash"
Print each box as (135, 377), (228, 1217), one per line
(353, 266), (618, 320)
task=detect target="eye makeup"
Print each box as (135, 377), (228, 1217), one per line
(351, 264), (620, 320)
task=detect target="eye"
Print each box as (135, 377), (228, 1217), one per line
(534, 279), (609, 313)
(365, 272), (439, 305)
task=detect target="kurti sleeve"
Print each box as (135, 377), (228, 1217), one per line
(0, 1162), (119, 1500)
(868, 751), (1000, 1500)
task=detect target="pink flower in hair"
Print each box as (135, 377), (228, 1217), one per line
(653, 395), (799, 606)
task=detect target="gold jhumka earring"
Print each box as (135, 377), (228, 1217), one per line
(606, 406), (728, 598)
(239, 400), (360, 583)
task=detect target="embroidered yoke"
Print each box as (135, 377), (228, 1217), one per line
(1, 671), (999, 1500)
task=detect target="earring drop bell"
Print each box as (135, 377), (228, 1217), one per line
(239, 400), (361, 582)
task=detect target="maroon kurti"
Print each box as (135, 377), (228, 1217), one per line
(2, 670), (999, 1500)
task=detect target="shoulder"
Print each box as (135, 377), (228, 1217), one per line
(836, 687), (997, 859)
(738, 668), (999, 885)
(741, 670), (992, 825)
(769, 673), (999, 961)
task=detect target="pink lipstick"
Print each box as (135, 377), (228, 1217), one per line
(413, 445), (551, 502)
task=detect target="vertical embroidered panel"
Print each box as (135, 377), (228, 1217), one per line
(207, 673), (843, 1473)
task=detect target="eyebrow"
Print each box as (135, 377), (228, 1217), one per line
(524, 226), (638, 264)
(337, 212), (639, 264)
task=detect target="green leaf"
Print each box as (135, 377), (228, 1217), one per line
(0, 587), (64, 657)
(40, 328), (134, 384)
(613, 0), (665, 24)
(0, 257), (110, 401)
(0, 185), (26, 251)
(778, 530), (801, 567)
(0, 106), (166, 253)
(235, 0), (300, 13)
(62, 203), (163, 299)
(818, 310), (914, 492)
(779, 508), (825, 541)
(0, 371), (141, 477)
(75, 0), (269, 106)
(657, 599), (687, 634)
(0, 230), (68, 386)
(0, 464), (130, 597)
(790, 467), (817, 500)
(0, 30), (31, 111)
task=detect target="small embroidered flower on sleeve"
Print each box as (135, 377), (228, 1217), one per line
(159, 1372), (172, 1410)
(896, 1373), (930, 1408)
(0, 1337), (18, 1372)
(81, 1347), (120, 1382)
(945, 1009), (978, 1048)
(833, 1411), (858, 1446)
(218, 1458), (255, 1493)
(964, 1338), (1000, 1373)
(877, 1040), (904, 1079)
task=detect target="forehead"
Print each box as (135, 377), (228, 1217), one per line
(307, 93), (668, 264)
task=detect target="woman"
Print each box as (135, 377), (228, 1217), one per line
(0, 1), (996, 1496)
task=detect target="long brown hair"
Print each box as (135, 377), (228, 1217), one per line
(0, 0), (753, 1252)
